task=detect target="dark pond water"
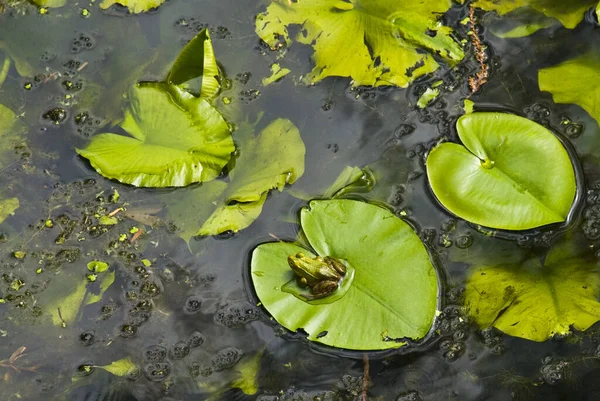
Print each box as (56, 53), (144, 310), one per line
(2, 1), (600, 400)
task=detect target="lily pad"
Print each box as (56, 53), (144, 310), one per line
(250, 199), (439, 351)
(76, 83), (233, 188)
(426, 112), (576, 230)
(100, 0), (164, 13)
(539, 52), (600, 127)
(465, 241), (600, 341)
(255, 0), (464, 87)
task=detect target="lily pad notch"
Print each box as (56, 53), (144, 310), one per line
(426, 112), (578, 231)
(250, 199), (440, 352)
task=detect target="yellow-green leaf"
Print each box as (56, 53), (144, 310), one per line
(98, 357), (138, 377)
(465, 246), (600, 341)
(255, 0), (464, 87)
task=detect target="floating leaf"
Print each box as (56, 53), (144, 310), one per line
(0, 197), (19, 225)
(87, 261), (109, 273)
(262, 63), (291, 86)
(98, 357), (138, 377)
(465, 243), (600, 341)
(76, 83), (234, 187)
(168, 29), (220, 98)
(255, 0), (464, 87)
(426, 112), (576, 230)
(417, 88), (440, 108)
(251, 199), (439, 351)
(100, 0), (164, 13)
(465, 0), (595, 29)
(198, 118), (305, 236)
(539, 52), (600, 127)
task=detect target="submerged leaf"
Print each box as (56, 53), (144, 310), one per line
(539, 52), (600, 127)
(465, 245), (600, 341)
(0, 197), (19, 225)
(76, 84), (234, 188)
(251, 199), (439, 351)
(198, 118), (305, 236)
(100, 0), (164, 13)
(46, 272), (115, 326)
(466, 0), (595, 29)
(168, 29), (220, 99)
(255, 0), (464, 87)
(426, 112), (576, 230)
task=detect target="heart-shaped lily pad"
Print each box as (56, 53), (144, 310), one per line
(426, 112), (576, 231)
(250, 199), (439, 351)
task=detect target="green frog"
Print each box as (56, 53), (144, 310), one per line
(287, 252), (346, 300)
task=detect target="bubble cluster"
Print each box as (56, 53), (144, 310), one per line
(539, 357), (569, 385)
(235, 72), (251, 85)
(143, 345), (166, 364)
(183, 295), (202, 314)
(71, 32), (95, 53)
(479, 327), (505, 356)
(144, 362), (171, 381)
(42, 107), (67, 124)
(396, 391), (423, 401)
(211, 347), (243, 371)
(174, 18), (231, 39)
(239, 89), (261, 103)
(214, 302), (260, 328)
(186, 331), (205, 348)
(582, 182), (600, 241)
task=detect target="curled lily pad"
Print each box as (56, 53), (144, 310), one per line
(76, 83), (234, 188)
(255, 0), (464, 87)
(426, 112), (576, 230)
(168, 29), (220, 99)
(251, 199), (439, 351)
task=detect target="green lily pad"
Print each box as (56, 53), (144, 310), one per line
(168, 29), (220, 99)
(255, 0), (464, 87)
(464, 0), (595, 29)
(250, 199), (439, 351)
(76, 83), (233, 188)
(465, 242), (600, 341)
(539, 52), (600, 128)
(100, 0), (164, 13)
(426, 112), (576, 230)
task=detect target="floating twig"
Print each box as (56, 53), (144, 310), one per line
(468, 5), (489, 95)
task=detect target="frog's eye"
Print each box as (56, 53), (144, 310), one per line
(296, 252), (305, 258)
